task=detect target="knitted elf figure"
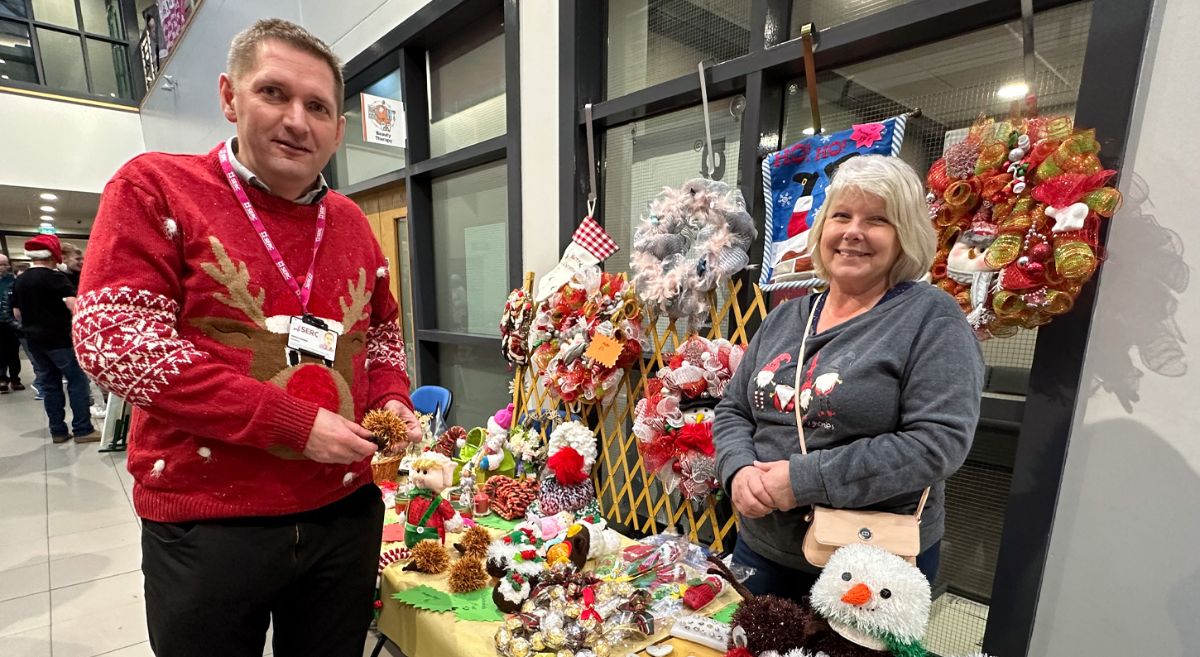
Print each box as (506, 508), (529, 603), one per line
(404, 452), (463, 548)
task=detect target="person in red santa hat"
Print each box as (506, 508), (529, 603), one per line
(11, 234), (97, 442)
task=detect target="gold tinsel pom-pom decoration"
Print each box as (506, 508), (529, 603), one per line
(456, 525), (493, 560)
(403, 540), (449, 574)
(362, 409), (409, 451)
(448, 557), (490, 593)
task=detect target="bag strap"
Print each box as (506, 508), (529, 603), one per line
(792, 294), (930, 522)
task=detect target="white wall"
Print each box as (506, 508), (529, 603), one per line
(299, 0), (429, 61)
(1029, 0), (1200, 654)
(518, 0), (561, 276)
(0, 92), (145, 193)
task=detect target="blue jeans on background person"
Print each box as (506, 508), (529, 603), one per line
(732, 535), (942, 603)
(27, 344), (94, 437)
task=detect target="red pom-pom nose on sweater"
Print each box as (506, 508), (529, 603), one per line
(285, 364), (342, 413)
(547, 446), (589, 486)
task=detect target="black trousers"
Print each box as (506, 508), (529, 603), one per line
(141, 484), (385, 657)
(0, 325), (20, 382)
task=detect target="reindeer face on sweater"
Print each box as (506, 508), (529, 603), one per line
(190, 236), (370, 439)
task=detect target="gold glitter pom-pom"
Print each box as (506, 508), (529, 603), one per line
(362, 409), (408, 451)
(456, 525), (492, 560)
(448, 557), (490, 593)
(404, 540), (449, 574)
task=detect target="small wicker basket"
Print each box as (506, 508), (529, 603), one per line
(370, 454), (403, 486)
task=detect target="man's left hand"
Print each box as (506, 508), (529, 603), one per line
(384, 399), (425, 445)
(753, 460), (797, 512)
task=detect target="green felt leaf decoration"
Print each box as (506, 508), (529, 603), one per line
(472, 514), (522, 532)
(451, 588), (506, 623)
(710, 602), (739, 624)
(392, 585), (454, 613)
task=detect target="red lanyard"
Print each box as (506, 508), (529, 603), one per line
(218, 143), (326, 313)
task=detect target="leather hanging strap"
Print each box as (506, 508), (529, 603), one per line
(800, 23), (822, 134)
(792, 295), (929, 520)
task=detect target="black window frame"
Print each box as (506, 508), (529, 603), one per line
(560, 1), (1153, 656)
(0, 0), (143, 105)
(335, 0), (522, 397)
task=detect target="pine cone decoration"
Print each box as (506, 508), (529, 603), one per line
(448, 557), (490, 593)
(455, 525), (492, 560)
(363, 409), (409, 451)
(403, 540), (449, 574)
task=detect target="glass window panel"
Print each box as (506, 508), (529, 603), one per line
(0, 0), (29, 19)
(336, 69), (406, 187)
(81, 0), (124, 39)
(85, 38), (130, 98)
(606, 0), (751, 100)
(427, 11), (505, 157)
(602, 96), (743, 335)
(36, 27), (87, 93)
(780, 1), (1092, 385)
(395, 216), (417, 380)
(0, 20), (37, 83)
(789, 0), (918, 38)
(436, 343), (512, 428)
(31, 0), (78, 28)
(431, 162), (508, 336)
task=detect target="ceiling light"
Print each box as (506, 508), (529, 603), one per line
(803, 127), (815, 136)
(1, 75), (8, 80)
(40, 205), (55, 212)
(40, 193), (57, 201)
(997, 82), (1029, 100)
(40, 215), (53, 222)
(0, 59), (7, 64)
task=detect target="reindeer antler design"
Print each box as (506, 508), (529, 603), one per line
(201, 236), (268, 329)
(340, 268), (370, 329)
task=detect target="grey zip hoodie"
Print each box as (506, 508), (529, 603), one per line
(713, 282), (984, 571)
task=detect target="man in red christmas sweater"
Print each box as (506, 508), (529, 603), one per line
(73, 19), (421, 657)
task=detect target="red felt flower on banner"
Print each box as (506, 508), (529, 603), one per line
(851, 122), (886, 148)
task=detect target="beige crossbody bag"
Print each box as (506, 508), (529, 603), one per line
(793, 296), (927, 567)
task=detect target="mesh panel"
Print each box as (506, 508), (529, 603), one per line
(780, 1), (1093, 379)
(790, 0), (920, 37)
(607, 0), (752, 99)
(602, 95), (746, 334)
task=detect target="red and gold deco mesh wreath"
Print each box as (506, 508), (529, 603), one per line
(926, 115), (1121, 339)
(527, 268), (644, 405)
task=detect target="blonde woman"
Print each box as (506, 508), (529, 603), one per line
(714, 155), (984, 599)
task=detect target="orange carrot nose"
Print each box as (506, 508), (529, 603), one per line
(841, 582), (872, 606)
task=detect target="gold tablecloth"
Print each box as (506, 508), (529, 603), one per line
(376, 520), (739, 657)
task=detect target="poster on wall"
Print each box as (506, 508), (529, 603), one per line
(360, 93), (407, 148)
(758, 115), (908, 291)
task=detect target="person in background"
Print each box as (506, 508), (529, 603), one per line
(0, 254), (26, 393)
(60, 242), (83, 290)
(74, 18), (422, 657)
(713, 155), (984, 601)
(11, 235), (96, 442)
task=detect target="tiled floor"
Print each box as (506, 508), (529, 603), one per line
(0, 362), (399, 657)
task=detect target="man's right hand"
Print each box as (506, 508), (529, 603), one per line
(303, 408), (378, 464)
(731, 466), (778, 519)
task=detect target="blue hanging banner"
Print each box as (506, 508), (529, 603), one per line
(758, 115), (908, 291)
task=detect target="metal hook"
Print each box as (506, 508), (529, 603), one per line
(584, 103), (599, 216)
(698, 62), (715, 178)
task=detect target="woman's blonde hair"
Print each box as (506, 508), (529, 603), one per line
(808, 154), (936, 286)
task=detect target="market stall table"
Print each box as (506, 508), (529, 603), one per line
(376, 514), (740, 657)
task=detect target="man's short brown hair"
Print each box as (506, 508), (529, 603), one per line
(227, 19), (345, 113)
(61, 242), (81, 257)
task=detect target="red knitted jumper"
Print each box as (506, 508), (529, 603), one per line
(74, 144), (413, 522)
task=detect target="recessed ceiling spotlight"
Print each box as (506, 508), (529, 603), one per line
(997, 82), (1029, 100)
(40, 215), (53, 222)
(40, 193), (58, 201)
(803, 127), (815, 136)
(1, 75), (9, 80)
(40, 205), (55, 212)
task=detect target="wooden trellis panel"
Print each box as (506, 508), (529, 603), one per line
(509, 276), (770, 554)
